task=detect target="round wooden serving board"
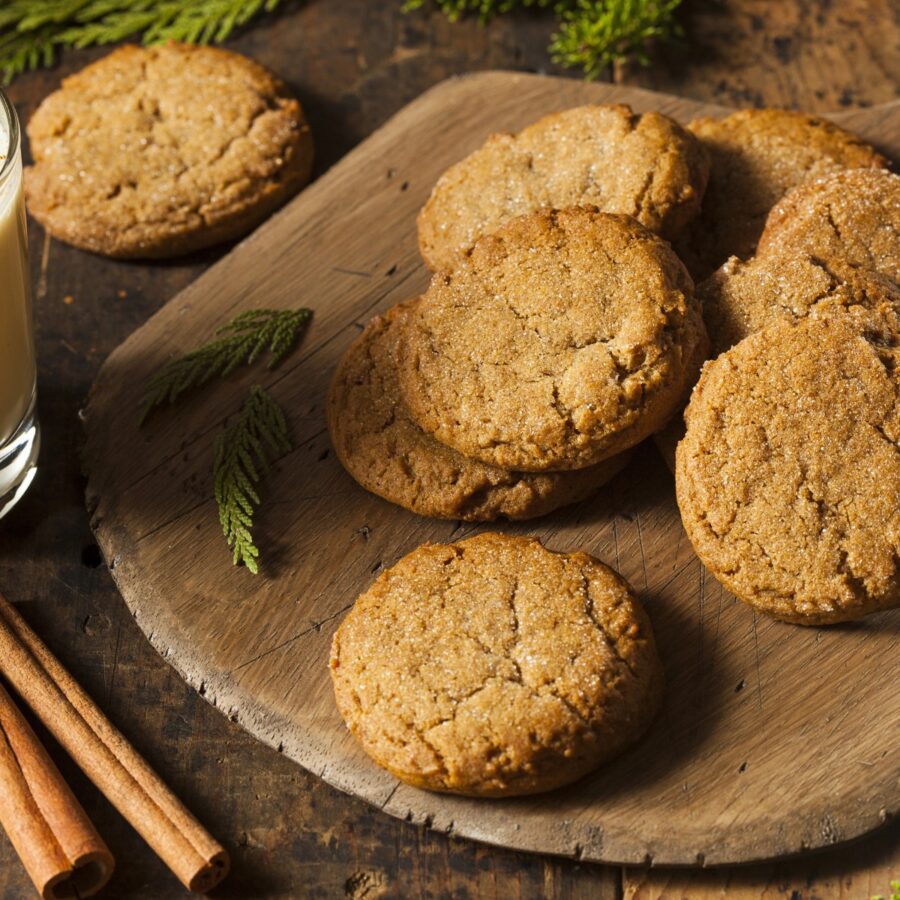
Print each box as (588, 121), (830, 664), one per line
(82, 73), (900, 867)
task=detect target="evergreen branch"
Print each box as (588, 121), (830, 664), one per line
(214, 385), (291, 574)
(0, 0), (285, 83)
(404, 0), (682, 74)
(402, 0), (564, 24)
(140, 307), (312, 422)
(550, 0), (682, 79)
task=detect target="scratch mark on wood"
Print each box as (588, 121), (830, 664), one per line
(697, 565), (706, 672)
(234, 603), (354, 671)
(134, 497), (209, 544)
(106, 618), (124, 707)
(47, 571), (87, 601)
(752, 612), (764, 711)
(35, 232), (51, 302)
(612, 516), (621, 575)
(655, 555), (697, 594)
(380, 783), (400, 809)
(634, 507), (650, 594)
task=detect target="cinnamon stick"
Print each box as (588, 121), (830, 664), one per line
(0, 593), (229, 894)
(0, 681), (114, 899)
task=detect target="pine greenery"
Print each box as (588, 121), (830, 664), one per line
(141, 306), (311, 574)
(402, 0), (561, 24)
(869, 881), (900, 900)
(214, 385), (291, 574)
(551, 0), (682, 78)
(140, 308), (312, 422)
(407, 0), (683, 76)
(0, 0), (284, 83)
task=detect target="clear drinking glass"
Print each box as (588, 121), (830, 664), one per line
(0, 89), (39, 520)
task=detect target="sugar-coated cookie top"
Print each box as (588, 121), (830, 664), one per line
(676, 310), (900, 625)
(418, 103), (709, 272)
(330, 532), (663, 796)
(677, 108), (887, 278)
(699, 168), (900, 355)
(327, 299), (629, 521)
(25, 42), (313, 258)
(401, 207), (705, 471)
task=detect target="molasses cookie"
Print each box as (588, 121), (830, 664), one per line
(699, 169), (900, 355)
(678, 109), (887, 278)
(676, 312), (900, 625)
(756, 168), (900, 281)
(418, 104), (709, 272)
(700, 249), (900, 356)
(400, 207), (706, 472)
(25, 43), (314, 258)
(330, 532), (664, 796)
(327, 300), (630, 521)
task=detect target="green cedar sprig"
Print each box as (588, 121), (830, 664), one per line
(406, 0), (684, 77)
(142, 306), (311, 573)
(401, 0), (562, 24)
(550, 0), (683, 79)
(140, 308), (311, 422)
(0, 0), (284, 83)
(213, 385), (291, 574)
(1, 0), (682, 83)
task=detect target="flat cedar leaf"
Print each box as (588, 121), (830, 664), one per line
(213, 386), (291, 574)
(140, 307), (312, 422)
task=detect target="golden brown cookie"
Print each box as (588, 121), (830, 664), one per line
(417, 104), (709, 272)
(327, 300), (630, 521)
(330, 532), (664, 796)
(700, 250), (900, 357)
(699, 168), (900, 356)
(25, 43), (313, 258)
(400, 207), (705, 472)
(676, 311), (900, 625)
(756, 168), (900, 281)
(677, 109), (887, 278)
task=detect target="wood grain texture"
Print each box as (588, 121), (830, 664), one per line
(623, 823), (900, 899)
(81, 71), (900, 868)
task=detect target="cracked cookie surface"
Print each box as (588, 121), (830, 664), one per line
(756, 168), (900, 280)
(699, 168), (900, 355)
(327, 300), (630, 521)
(330, 532), (663, 796)
(417, 103), (709, 272)
(676, 109), (887, 279)
(399, 207), (706, 472)
(676, 312), (900, 625)
(25, 42), (313, 258)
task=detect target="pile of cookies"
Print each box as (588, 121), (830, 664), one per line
(328, 103), (899, 797)
(328, 106), (709, 522)
(678, 166), (900, 625)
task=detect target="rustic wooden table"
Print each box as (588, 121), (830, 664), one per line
(0, 2), (898, 897)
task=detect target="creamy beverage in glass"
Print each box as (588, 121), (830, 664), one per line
(0, 89), (39, 519)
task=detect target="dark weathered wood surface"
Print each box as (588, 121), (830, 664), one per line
(1, 1), (898, 896)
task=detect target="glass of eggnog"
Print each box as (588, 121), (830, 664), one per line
(0, 89), (39, 520)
